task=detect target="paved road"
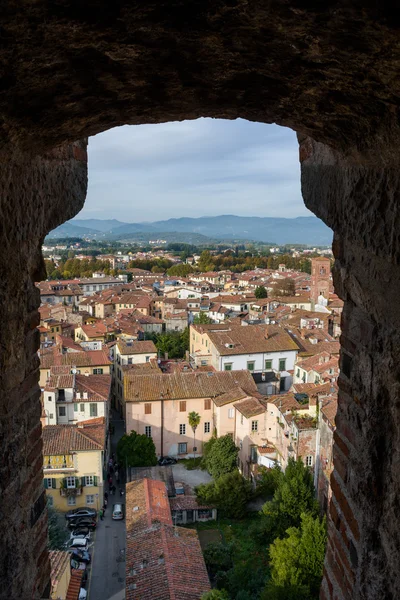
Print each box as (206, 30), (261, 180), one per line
(88, 411), (126, 600)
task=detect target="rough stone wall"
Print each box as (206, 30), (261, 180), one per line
(297, 429), (317, 465)
(300, 138), (400, 599)
(0, 2), (400, 158)
(0, 3), (399, 599)
(0, 141), (87, 599)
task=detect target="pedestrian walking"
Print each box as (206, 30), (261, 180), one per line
(104, 491), (108, 501)
(116, 475), (120, 486)
(109, 465), (114, 475)
(99, 509), (104, 521)
(114, 469), (119, 480)
(112, 484), (116, 495)
(119, 487), (124, 498)
(104, 498), (108, 508)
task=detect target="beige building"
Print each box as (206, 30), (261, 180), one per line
(39, 349), (112, 387)
(124, 370), (258, 458)
(114, 340), (158, 412)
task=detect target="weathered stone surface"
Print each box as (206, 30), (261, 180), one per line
(0, 3), (400, 600)
(0, 141), (87, 599)
(301, 140), (400, 599)
(0, 2), (399, 159)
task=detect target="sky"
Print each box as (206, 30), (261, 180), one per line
(76, 118), (310, 223)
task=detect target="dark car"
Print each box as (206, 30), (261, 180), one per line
(70, 550), (91, 564)
(70, 527), (91, 538)
(68, 518), (97, 531)
(158, 456), (177, 466)
(65, 508), (97, 521)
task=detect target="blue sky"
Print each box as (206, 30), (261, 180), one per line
(77, 118), (310, 222)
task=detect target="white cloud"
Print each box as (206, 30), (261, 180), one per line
(78, 118), (311, 222)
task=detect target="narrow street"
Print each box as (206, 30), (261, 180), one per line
(88, 410), (126, 600)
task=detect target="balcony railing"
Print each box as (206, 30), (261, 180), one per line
(44, 464), (75, 472)
(60, 487), (83, 497)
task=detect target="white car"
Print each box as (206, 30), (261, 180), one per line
(68, 538), (89, 551)
(79, 588), (87, 600)
(70, 531), (91, 541)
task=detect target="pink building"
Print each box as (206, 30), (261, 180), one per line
(124, 370), (258, 458)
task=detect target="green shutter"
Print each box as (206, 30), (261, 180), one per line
(81, 477), (86, 487)
(43, 479), (48, 489)
(52, 479), (57, 489)
(94, 476), (98, 486)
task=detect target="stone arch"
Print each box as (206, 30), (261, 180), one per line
(1, 3), (400, 599)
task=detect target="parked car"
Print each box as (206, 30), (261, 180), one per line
(70, 531), (91, 541)
(70, 527), (91, 538)
(112, 503), (124, 520)
(67, 538), (89, 552)
(70, 550), (91, 564)
(79, 588), (87, 600)
(70, 558), (86, 571)
(65, 508), (97, 521)
(158, 456), (177, 466)
(68, 518), (97, 530)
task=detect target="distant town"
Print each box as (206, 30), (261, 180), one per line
(40, 236), (338, 600)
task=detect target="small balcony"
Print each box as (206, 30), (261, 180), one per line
(60, 486), (83, 497)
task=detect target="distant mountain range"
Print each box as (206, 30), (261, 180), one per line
(46, 215), (332, 245)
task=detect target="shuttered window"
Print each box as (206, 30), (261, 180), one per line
(145, 403), (152, 414)
(180, 401), (186, 412)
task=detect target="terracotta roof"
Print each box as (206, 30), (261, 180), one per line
(213, 386), (249, 407)
(66, 569), (83, 600)
(41, 349), (111, 369)
(125, 479), (210, 600)
(117, 340), (157, 355)
(267, 393), (302, 413)
(292, 382), (336, 396)
(193, 323), (299, 355)
(321, 396), (338, 427)
(125, 370), (257, 402)
(169, 495), (214, 511)
(42, 423), (105, 455)
(49, 551), (70, 594)
(234, 397), (266, 418)
(283, 327), (340, 357)
(45, 374), (74, 390)
(296, 352), (338, 372)
(75, 374), (111, 401)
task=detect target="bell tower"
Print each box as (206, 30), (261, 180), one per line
(311, 257), (331, 305)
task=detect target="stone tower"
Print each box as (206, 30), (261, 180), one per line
(310, 257), (331, 304)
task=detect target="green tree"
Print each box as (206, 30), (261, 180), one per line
(203, 542), (234, 578)
(255, 464), (283, 498)
(261, 458), (319, 538)
(268, 513), (327, 597)
(203, 434), (239, 479)
(193, 312), (213, 324)
(201, 590), (230, 600)
(47, 504), (69, 550)
(117, 430), (157, 468)
(188, 411), (201, 465)
(166, 263), (194, 277)
(196, 471), (252, 519)
(255, 285), (268, 299)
